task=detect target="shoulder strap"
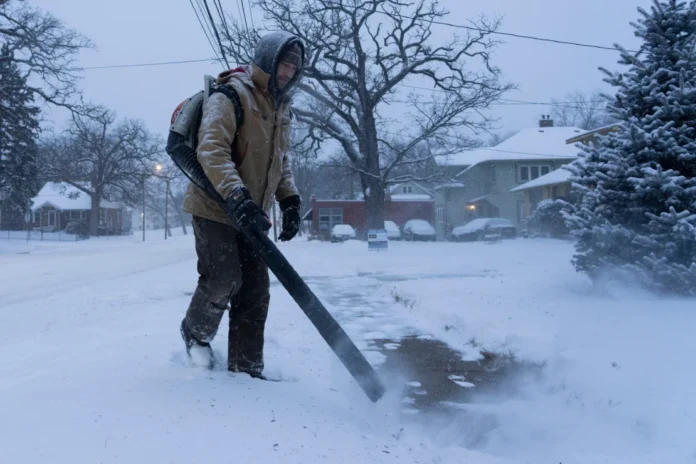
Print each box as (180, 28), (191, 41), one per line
(210, 84), (245, 130)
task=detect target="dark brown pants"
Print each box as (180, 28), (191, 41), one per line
(183, 216), (270, 374)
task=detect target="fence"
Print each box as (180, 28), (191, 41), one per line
(0, 229), (87, 242)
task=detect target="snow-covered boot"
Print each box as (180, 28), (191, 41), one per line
(180, 318), (214, 369)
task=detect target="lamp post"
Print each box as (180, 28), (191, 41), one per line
(154, 164), (171, 240)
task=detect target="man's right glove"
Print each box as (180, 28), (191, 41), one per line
(226, 186), (271, 233)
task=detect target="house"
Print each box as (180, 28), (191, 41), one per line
(433, 117), (586, 240)
(29, 182), (131, 235)
(510, 123), (622, 218)
(305, 181), (435, 240)
(387, 181), (433, 201)
(510, 166), (574, 218)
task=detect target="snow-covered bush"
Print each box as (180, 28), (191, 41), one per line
(527, 199), (570, 238)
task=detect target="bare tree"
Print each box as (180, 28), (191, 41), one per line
(219, 0), (512, 228)
(550, 90), (616, 130)
(40, 109), (162, 236)
(0, 0), (92, 112)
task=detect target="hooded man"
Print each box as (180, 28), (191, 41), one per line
(180, 32), (305, 378)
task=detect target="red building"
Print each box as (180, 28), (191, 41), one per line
(305, 194), (435, 240)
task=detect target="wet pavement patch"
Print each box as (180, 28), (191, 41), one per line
(371, 336), (543, 413)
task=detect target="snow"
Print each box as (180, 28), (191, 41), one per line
(439, 126), (585, 170)
(1, 234), (695, 463)
(389, 193), (432, 201)
(331, 224), (356, 237)
(510, 166), (573, 192)
(404, 219), (435, 235)
(30, 182), (123, 211)
(384, 220), (401, 239)
(452, 217), (515, 235)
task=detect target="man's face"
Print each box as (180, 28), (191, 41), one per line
(277, 61), (297, 89)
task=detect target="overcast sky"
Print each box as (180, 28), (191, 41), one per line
(32, 0), (652, 142)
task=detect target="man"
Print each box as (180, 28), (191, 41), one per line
(180, 32), (304, 378)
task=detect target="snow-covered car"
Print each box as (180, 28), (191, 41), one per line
(403, 219), (436, 242)
(452, 218), (517, 242)
(331, 224), (356, 242)
(384, 220), (401, 240)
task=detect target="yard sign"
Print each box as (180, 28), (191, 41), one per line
(367, 229), (388, 251)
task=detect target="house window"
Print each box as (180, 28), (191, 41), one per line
(81, 210), (86, 220)
(436, 207), (445, 223)
(34, 210), (41, 223)
(318, 208), (343, 231)
(402, 186), (413, 193)
(519, 164), (552, 182)
(520, 166), (529, 182)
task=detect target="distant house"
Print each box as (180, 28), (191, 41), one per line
(387, 181), (433, 201)
(29, 182), (131, 235)
(510, 123), (622, 219)
(510, 167), (574, 218)
(305, 182), (435, 240)
(433, 117), (586, 240)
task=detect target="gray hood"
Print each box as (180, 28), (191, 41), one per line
(252, 31), (305, 105)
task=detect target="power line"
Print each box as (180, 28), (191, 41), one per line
(246, 0), (256, 29)
(385, 98), (604, 111)
(81, 58), (219, 70)
(381, 12), (639, 54)
(238, 0), (251, 34)
(212, 0), (231, 38)
(431, 18), (636, 53)
(189, 0), (220, 61)
(201, 0), (230, 68)
(78, 58), (604, 110)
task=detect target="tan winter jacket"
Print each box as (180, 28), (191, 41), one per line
(182, 63), (298, 226)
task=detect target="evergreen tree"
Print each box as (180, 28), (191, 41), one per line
(565, 0), (696, 295)
(0, 43), (41, 229)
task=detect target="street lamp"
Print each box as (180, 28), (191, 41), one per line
(154, 163), (170, 240)
(141, 164), (165, 242)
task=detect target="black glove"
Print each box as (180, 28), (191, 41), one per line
(278, 195), (301, 242)
(226, 186), (271, 233)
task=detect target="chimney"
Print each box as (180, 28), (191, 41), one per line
(539, 114), (554, 128)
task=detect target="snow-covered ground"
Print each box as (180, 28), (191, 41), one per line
(1, 233), (694, 463)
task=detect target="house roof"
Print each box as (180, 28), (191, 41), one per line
(438, 126), (585, 173)
(510, 166), (572, 192)
(564, 122), (621, 144)
(387, 181), (433, 196)
(390, 193), (433, 201)
(30, 182), (123, 211)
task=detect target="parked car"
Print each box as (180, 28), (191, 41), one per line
(403, 219), (436, 242)
(331, 224), (356, 242)
(452, 218), (517, 242)
(384, 220), (401, 240)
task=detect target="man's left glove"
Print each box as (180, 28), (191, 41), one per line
(278, 195), (301, 242)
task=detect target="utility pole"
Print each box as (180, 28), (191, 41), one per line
(142, 174), (146, 242)
(164, 178), (170, 240)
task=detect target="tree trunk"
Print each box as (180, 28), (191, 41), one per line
(364, 175), (385, 230)
(89, 192), (101, 236)
(361, 114), (384, 230)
